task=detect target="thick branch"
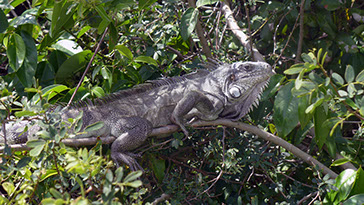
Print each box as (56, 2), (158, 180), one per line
(221, 2), (264, 62)
(1, 119), (338, 179)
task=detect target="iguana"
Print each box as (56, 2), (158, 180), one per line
(1, 61), (274, 170)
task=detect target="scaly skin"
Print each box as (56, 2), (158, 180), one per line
(1, 61), (274, 170)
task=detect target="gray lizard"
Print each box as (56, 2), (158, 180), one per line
(1, 61), (274, 170)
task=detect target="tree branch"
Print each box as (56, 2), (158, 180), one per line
(221, 2), (264, 62)
(192, 119), (338, 179)
(67, 27), (109, 106)
(187, 0), (213, 58)
(295, 0), (305, 62)
(1, 119), (338, 179)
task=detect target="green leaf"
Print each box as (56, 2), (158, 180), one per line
(76, 176), (85, 198)
(125, 180), (143, 188)
(321, 0), (343, 11)
(316, 12), (337, 39)
(138, 0), (157, 10)
(292, 81), (316, 97)
(355, 69), (364, 82)
(343, 194), (364, 205)
(84, 121), (104, 133)
(298, 95), (312, 128)
(345, 65), (355, 83)
(331, 158), (350, 167)
(100, 66), (111, 79)
(2, 182), (15, 195)
(108, 22), (118, 51)
(123, 170), (143, 183)
(284, 64), (304, 75)
(97, 19), (109, 35)
(313, 104), (329, 149)
(115, 167), (124, 183)
(41, 198), (57, 205)
(16, 31), (37, 87)
(334, 169), (356, 202)
(40, 169), (58, 182)
(43, 85), (69, 100)
(49, 188), (63, 199)
(105, 169), (113, 182)
(134, 56), (158, 66)
(51, 0), (76, 38)
(7, 33), (26, 71)
(196, 0), (220, 8)
(91, 86), (105, 98)
(347, 83), (357, 97)
(325, 134), (337, 158)
(55, 50), (92, 84)
(151, 156), (165, 183)
(9, 9), (37, 27)
(15, 110), (37, 117)
(295, 69), (305, 90)
(0, 9), (9, 33)
(75, 118), (83, 133)
(115, 45), (133, 60)
(112, 0), (136, 9)
(350, 167), (364, 196)
(95, 5), (111, 24)
(17, 156), (32, 168)
(28, 140), (46, 157)
(273, 81), (300, 137)
(345, 98), (358, 110)
(332, 73), (344, 86)
(180, 7), (199, 41)
(27, 139), (46, 147)
(301, 52), (316, 65)
(305, 97), (324, 114)
(77, 25), (91, 38)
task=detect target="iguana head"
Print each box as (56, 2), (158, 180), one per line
(217, 61), (274, 120)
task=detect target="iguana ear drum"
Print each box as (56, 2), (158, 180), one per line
(229, 86), (241, 98)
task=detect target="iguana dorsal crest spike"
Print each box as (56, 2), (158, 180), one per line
(69, 68), (212, 109)
(199, 58), (225, 70)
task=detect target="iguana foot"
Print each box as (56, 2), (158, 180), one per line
(111, 151), (144, 171)
(171, 115), (190, 137)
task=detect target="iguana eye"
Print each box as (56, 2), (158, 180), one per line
(242, 64), (252, 71)
(229, 87), (241, 98)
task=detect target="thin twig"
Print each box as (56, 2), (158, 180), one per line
(274, 10), (300, 66)
(242, 0), (254, 60)
(298, 191), (319, 205)
(67, 27), (109, 106)
(295, 0), (306, 62)
(273, 9), (292, 56)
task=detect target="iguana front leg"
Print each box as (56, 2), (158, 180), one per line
(110, 116), (152, 171)
(171, 90), (222, 136)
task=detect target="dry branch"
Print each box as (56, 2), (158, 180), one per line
(221, 2), (264, 62)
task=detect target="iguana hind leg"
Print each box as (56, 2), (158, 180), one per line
(110, 116), (152, 171)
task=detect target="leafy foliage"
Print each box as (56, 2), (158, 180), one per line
(0, 0), (364, 204)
